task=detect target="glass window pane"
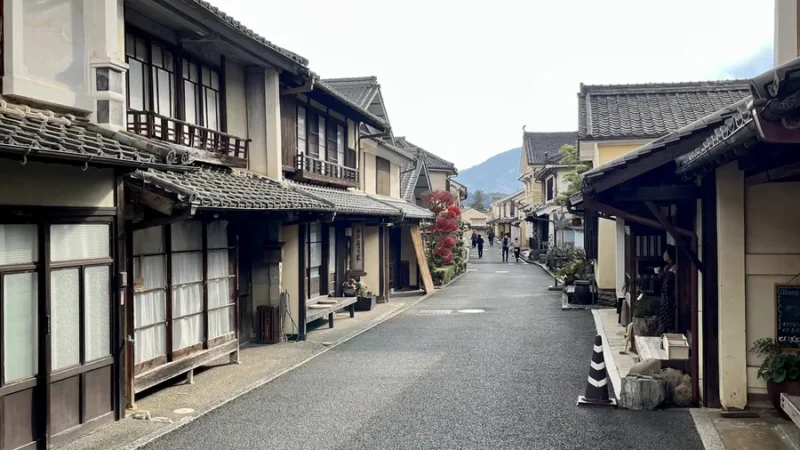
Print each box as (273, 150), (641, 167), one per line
(208, 250), (230, 279)
(128, 60), (145, 111)
(84, 266), (110, 361)
(125, 33), (134, 58)
(134, 290), (166, 328)
(337, 126), (345, 166)
(51, 269), (80, 370)
(189, 62), (199, 82)
(133, 226), (164, 255)
(205, 89), (218, 131)
(171, 252), (202, 284)
(310, 241), (322, 268)
(134, 324), (166, 364)
(152, 44), (163, 68)
(0, 224), (38, 266)
(50, 224), (110, 262)
(135, 37), (147, 60)
(319, 117), (326, 148)
(171, 221), (202, 252)
(184, 81), (198, 125)
(201, 67), (211, 87)
(207, 221), (228, 249)
(3, 272), (38, 382)
(210, 70), (219, 90)
(208, 306), (233, 339)
(156, 69), (173, 118)
(163, 49), (174, 71)
(172, 283), (203, 316)
(172, 314), (202, 350)
(134, 255), (166, 290)
(208, 278), (231, 309)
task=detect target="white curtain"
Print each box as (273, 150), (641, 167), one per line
(50, 224), (110, 262)
(3, 272), (38, 382)
(171, 251), (203, 350)
(207, 222), (232, 339)
(133, 246), (168, 364)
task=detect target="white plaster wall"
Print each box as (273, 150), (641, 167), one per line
(5, 0), (96, 111)
(0, 160), (114, 207)
(225, 61), (248, 139)
(362, 152), (376, 194)
(744, 182), (800, 394)
(390, 163), (400, 198)
(363, 226), (380, 294)
(429, 171), (448, 193)
(281, 224), (300, 336)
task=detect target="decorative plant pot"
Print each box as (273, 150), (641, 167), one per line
(355, 296), (376, 311)
(768, 380), (800, 418)
(564, 273), (576, 286)
(342, 287), (357, 297)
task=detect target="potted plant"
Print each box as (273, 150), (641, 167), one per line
(355, 282), (376, 311)
(751, 338), (800, 416)
(342, 279), (357, 297)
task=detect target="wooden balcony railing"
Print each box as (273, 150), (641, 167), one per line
(294, 153), (358, 187)
(128, 110), (250, 162)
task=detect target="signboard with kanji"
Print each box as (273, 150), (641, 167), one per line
(350, 223), (365, 275)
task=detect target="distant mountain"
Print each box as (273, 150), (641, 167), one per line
(455, 147), (522, 207)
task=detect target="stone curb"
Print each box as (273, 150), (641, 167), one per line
(689, 409), (726, 450)
(120, 273), (462, 450)
(591, 309), (621, 403)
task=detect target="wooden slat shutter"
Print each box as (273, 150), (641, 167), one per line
(280, 96), (297, 168)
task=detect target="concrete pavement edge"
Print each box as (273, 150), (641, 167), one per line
(120, 273), (462, 450)
(689, 409), (726, 450)
(591, 309), (621, 402)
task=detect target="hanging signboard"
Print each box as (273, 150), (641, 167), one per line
(350, 223), (366, 276)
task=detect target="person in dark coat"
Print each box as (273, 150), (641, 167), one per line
(658, 247), (677, 334)
(471, 231), (478, 248)
(477, 234), (485, 258)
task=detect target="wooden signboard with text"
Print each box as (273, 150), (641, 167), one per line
(776, 284), (800, 349)
(350, 223), (366, 276)
(410, 224), (434, 294)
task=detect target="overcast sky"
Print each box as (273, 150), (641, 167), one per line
(208, 0), (774, 170)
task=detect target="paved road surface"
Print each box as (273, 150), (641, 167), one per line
(144, 244), (703, 450)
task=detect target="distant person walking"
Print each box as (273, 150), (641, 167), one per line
(471, 231), (478, 248)
(488, 230), (495, 246)
(513, 237), (521, 263)
(501, 233), (510, 262)
(477, 234), (485, 258)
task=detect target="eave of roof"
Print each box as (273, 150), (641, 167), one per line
(315, 80), (388, 131)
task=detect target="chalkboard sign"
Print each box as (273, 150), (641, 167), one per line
(776, 284), (800, 348)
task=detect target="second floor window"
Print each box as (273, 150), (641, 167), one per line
(376, 157), (391, 196)
(125, 31), (222, 131)
(546, 177), (555, 202)
(297, 107), (348, 167)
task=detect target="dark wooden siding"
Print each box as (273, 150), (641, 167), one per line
(281, 95), (297, 169)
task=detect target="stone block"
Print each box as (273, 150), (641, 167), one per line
(619, 375), (667, 410)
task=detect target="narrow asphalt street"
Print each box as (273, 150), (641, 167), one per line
(144, 244), (703, 450)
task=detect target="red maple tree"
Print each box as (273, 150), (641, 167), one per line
(421, 191), (462, 266)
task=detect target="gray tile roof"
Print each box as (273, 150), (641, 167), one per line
(289, 182), (402, 216)
(188, 0), (308, 66)
(582, 97), (752, 185)
(578, 80), (751, 141)
(130, 166), (334, 211)
(0, 98), (177, 168)
(400, 160), (427, 203)
(316, 80), (389, 131)
(395, 137), (456, 173)
(321, 77), (380, 110)
(522, 131), (578, 165)
(370, 195), (434, 220)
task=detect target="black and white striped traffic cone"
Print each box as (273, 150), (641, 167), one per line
(577, 334), (616, 407)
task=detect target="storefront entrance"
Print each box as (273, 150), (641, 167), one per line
(0, 219), (118, 450)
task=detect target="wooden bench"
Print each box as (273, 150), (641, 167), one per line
(306, 296), (358, 329)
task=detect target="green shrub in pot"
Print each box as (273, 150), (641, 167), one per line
(751, 337), (800, 415)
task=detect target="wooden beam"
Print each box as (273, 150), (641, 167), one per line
(139, 189), (178, 216)
(746, 159), (800, 186)
(614, 185), (700, 202)
(643, 201), (703, 272)
(591, 131), (713, 194)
